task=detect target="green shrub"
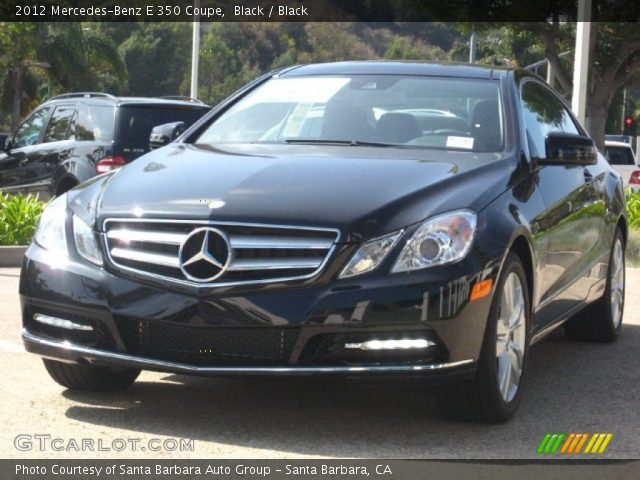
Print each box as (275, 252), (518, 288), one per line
(627, 230), (640, 267)
(626, 189), (640, 231)
(0, 193), (45, 246)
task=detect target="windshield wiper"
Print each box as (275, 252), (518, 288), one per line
(283, 139), (395, 147)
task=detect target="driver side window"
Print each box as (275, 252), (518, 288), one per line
(12, 107), (51, 149)
(521, 81), (580, 159)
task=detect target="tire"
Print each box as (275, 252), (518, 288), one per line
(437, 252), (531, 423)
(564, 229), (625, 343)
(43, 359), (140, 391)
(54, 177), (78, 197)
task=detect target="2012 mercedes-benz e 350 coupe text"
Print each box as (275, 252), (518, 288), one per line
(20, 62), (626, 423)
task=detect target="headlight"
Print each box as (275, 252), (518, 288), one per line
(338, 231), (402, 279)
(72, 214), (102, 265)
(34, 195), (68, 254)
(392, 210), (477, 272)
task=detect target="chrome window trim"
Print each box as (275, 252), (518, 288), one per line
(102, 218), (341, 288)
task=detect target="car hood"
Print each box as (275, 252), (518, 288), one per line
(86, 143), (517, 240)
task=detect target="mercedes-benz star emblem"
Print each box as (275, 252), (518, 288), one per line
(178, 227), (231, 282)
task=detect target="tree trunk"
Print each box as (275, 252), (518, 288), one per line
(10, 66), (23, 132)
(585, 105), (608, 152)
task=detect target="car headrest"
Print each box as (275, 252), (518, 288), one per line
(471, 100), (501, 151)
(320, 106), (374, 141)
(376, 113), (421, 144)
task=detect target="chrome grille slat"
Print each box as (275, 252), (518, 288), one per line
(110, 247), (180, 268)
(228, 258), (323, 271)
(103, 219), (339, 287)
(230, 235), (333, 250)
(107, 229), (186, 245)
(106, 232), (333, 249)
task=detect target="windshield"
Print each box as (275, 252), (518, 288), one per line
(605, 145), (636, 166)
(196, 75), (504, 152)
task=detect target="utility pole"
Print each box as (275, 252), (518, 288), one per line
(621, 87), (627, 133)
(571, 0), (591, 126)
(469, 32), (477, 63)
(190, 0), (200, 100)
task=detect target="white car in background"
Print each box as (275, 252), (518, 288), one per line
(604, 140), (639, 190)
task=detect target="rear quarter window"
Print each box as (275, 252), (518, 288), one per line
(77, 104), (115, 141)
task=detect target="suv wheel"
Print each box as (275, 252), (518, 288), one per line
(437, 252), (530, 423)
(43, 359), (140, 391)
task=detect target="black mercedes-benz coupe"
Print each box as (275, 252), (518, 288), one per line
(20, 62), (626, 423)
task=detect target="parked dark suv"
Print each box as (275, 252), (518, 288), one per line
(0, 93), (209, 200)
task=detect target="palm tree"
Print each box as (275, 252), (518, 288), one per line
(0, 23), (126, 131)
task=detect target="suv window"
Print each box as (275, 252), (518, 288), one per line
(77, 104), (115, 141)
(12, 107), (51, 148)
(521, 81), (580, 158)
(43, 105), (76, 143)
(115, 105), (208, 146)
(605, 145), (636, 165)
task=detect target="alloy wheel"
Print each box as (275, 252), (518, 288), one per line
(610, 238), (625, 329)
(495, 272), (527, 403)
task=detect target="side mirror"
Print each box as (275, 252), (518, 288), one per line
(542, 132), (597, 166)
(149, 122), (185, 150)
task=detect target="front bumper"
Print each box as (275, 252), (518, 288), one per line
(20, 240), (500, 380)
(22, 329), (475, 377)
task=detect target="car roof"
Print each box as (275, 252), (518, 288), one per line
(43, 93), (209, 108)
(605, 141), (634, 148)
(279, 61), (513, 80)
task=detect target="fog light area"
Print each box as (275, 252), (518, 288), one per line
(33, 314), (94, 331)
(343, 338), (435, 351)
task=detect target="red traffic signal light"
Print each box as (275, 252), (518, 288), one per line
(623, 116), (636, 136)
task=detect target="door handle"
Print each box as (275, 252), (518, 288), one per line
(583, 168), (594, 183)
(18, 158), (29, 167)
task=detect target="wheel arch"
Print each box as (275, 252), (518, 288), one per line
(616, 214), (628, 246)
(504, 234), (535, 312)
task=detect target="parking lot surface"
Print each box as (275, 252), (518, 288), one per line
(1, 267), (638, 459)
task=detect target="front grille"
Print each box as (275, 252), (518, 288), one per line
(116, 318), (299, 366)
(103, 219), (339, 286)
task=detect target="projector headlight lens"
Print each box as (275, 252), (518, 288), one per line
(393, 210), (477, 272)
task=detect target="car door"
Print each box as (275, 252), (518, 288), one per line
(520, 79), (606, 328)
(0, 106), (52, 195)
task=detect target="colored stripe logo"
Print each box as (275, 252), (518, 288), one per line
(537, 433), (613, 454)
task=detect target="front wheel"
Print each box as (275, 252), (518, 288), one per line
(437, 252), (531, 423)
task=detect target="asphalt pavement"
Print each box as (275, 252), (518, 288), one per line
(1, 267), (638, 459)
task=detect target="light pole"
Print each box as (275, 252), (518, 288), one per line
(469, 32), (477, 63)
(190, 0), (200, 100)
(571, 0), (591, 126)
